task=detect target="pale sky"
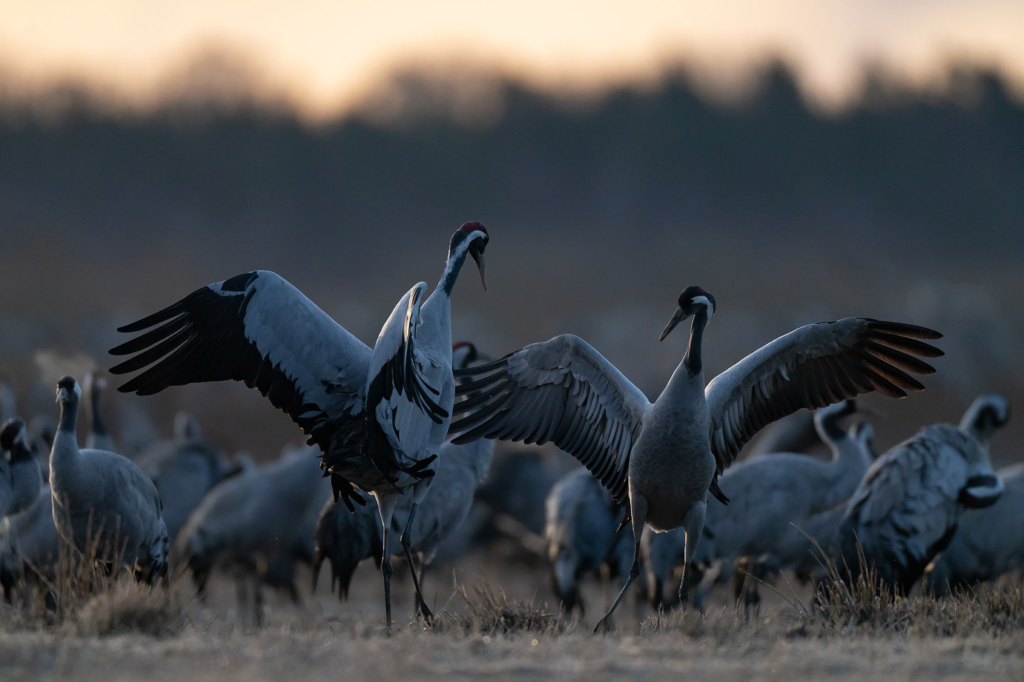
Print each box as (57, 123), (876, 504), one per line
(1, 0), (1023, 118)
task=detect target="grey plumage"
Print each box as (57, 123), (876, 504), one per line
(451, 285), (943, 629)
(49, 376), (168, 582)
(702, 401), (875, 571)
(744, 409), (819, 459)
(110, 224), (490, 627)
(643, 403), (876, 605)
(833, 423), (1003, 593)
(175, 445), (332, 610)
(0, 418), (45, 518)
(958, 394), (1011, 446)
(0, 484), (60, 602)
(312, 438), (495, 604)
(84, 372), (116, 452)
(136, 417), (241, 546)
(924, 462), (1024, 595)
(544, 468), (636, 614)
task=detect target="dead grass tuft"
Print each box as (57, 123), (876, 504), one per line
(452, 579), (565, 635)
(795, 542), (1024, 637)
(75, 574), (188, 636)
(1, 525), (191, 636)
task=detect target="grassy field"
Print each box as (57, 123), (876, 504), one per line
(2, 550), (1022, 681)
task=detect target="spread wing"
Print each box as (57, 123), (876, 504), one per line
(704, 318), (942, 474)
(449, 335), (650, 505)
(356, 282), (451, 487)
(109, 271), (372, 459)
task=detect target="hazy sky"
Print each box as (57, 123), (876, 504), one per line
(1, 0), (1022, 117)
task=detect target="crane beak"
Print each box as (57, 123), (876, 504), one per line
(471, 250), (487, 291)
(55, 388), (69, 404)
(659, 307), (688, 342)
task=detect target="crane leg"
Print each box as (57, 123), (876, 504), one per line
(677, 499), (707, 607)
(374, 493), (399, 632)
(593, 494), (648, 634)
(400, 502), (434, 623)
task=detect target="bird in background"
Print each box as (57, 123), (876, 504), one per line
(109, 222), (489, 629)
(450, 285), (943, 631)
(49, 376), (168, 582)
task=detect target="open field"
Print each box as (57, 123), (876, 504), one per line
(3, 551), (1022, 681)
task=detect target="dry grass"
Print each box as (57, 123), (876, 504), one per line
(2, 548), (1023, 681)
(1, 527), (189, 636)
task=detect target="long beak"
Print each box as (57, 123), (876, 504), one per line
(55, 388), (68, 404)
(659, 307), (688, 342)
(472, 251), (487, 291)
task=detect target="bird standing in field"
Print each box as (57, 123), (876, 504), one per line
(49, 376), (168, 582)
(450, 285), (943, 631)
(109, 223), (489, 628)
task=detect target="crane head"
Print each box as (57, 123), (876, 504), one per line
(55, 375), (81, 405)
(456, 222), (489, 291)
(660, 286), (716, 342)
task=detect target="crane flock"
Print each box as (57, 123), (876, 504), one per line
(0, 222), (1019, 634)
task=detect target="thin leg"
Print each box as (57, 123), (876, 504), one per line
(374, 493), (399, 632)
(593, 494), (648, 634)
(677, 499), (707, 607)
(235, 575), (250, 622)
(254, 580), (265, 629)
(400, 502), (434, 623)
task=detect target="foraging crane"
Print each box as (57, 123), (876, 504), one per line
(703, 401), (876, 603)
(450, 285), (943, 630)
(924, 462), (1024, 595)
(84, 372), (116, 452)
(545, 468), (637, 615)
(139, 427), (242, 546)
(49, 376), (168, 582)
(0, 418), (45, 517)
(0, 484), (60, 604)
(791, 396), (1010, 592)
(745, 409), (818, 458)
(176, 445), (332, 620)
(312, 341), (495, 622)
(833, 415), (1005, 594)
(109, 222), (489, 628)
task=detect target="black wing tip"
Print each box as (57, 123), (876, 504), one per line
(869, 320), (944, 341)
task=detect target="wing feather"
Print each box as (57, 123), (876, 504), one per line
(449, 334), (650, 504)
(704, 318), (942, 474)
(110, 271), (372, 461)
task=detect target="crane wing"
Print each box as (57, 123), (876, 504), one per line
(448, 334), (650, 505)
(109, 271), (372, 463)
(704, 318), (942, 474)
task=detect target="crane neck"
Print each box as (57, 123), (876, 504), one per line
(91, 386), (109, 439)
(52, 399), (81, 476)
(683, 310), (709, 377)
(815, 414), (848, 461)
(58, 398), (79, 438)
(437, 242), (471, 297)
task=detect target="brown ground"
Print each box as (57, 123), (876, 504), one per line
(2, 551), (1022, 682)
